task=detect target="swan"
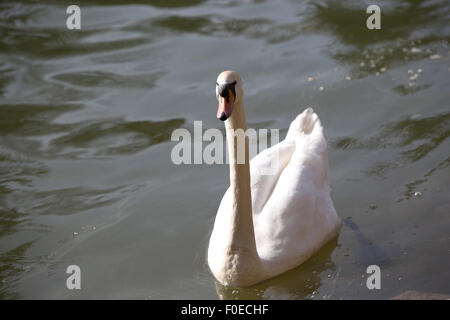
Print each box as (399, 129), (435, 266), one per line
(207, 71), (342, 287)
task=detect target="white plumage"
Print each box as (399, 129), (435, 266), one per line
(208, 71), (341, 287)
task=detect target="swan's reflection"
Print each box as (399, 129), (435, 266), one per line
(214, 237), (339, 300)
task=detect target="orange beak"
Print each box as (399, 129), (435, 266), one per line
(217, 90), (234, 121)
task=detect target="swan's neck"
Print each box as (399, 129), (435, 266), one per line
(224, 100), (259, 265)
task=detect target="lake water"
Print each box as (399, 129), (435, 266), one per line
(0, 0), (449, 299)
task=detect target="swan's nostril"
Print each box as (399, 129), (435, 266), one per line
(218, 112), (228, 121)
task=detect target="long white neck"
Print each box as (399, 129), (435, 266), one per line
(223, 99), (261, 281)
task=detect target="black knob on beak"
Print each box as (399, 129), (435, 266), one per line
(218, 112), (228, 121)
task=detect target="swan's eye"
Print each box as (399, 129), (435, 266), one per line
(216, 81), (237, 103)
(216, 83), (220, 101)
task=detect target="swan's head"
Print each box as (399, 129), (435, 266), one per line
(215, 70), (243, 121)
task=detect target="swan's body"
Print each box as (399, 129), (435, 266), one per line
(208, 71), (341, 287)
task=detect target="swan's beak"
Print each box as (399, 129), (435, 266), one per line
(217, 91), (234, 121)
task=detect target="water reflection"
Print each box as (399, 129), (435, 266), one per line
(309, 0), (449, 89)
(310, 0), (449, 46)
(402, 156), (450, 200)
(0, 104), (80, 136)
(0, 149), (47, 188)
(333, 112), (450, 173)
(50, 117), (185, 157)
(0, 103), (184, 158)
(0, 241), (34, 299)
(215, 237), (339, 300)
(50, 0), (208, 7)
(0, 208), (29, 238)
(16, 185), (139, 216)
(52, 70), (164, 89)
(150, 15), (270, 38)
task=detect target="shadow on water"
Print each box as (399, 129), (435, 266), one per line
(342, 219), (390, 268)
(214, 237), (339, 300)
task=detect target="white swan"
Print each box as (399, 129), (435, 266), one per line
(208, 71), (342, 287)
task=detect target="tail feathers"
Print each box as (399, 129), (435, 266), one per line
(286, 107), (328, 162)
(285, 107), (321, 140)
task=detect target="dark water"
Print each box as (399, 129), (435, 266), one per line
(0, 0), (449, 299)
